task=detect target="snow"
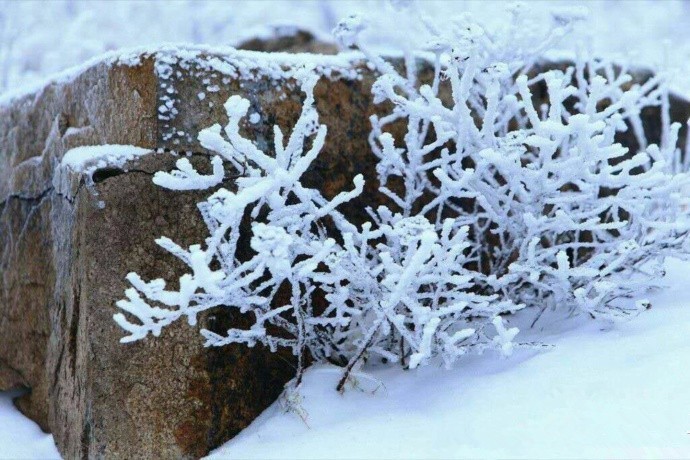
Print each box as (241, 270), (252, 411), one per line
(55, 144), (152, 198)
(60, 144), (151, 173)
(3, 258), (690, 457)
(0, 391), (60, 459)
(209, 257), (690, 459)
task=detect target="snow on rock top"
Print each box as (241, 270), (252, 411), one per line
(126, 44), (364, 82)
(61, 145), (151, 173)
(54, 145), (153, 205)
(0, 44), (366, 109)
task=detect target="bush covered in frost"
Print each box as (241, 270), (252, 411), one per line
(350, 7), (690, 321)
(116, 7), (690, 389)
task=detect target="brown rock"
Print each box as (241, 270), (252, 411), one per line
(0, 47), (377, 459)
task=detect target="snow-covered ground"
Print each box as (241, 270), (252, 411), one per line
(0, 390), (60, 459)
(3, 258), (689, 459)
(209, 258), (690, 459)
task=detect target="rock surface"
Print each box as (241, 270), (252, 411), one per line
(0, 45), (380, 459)
(1, 42), (688, 459)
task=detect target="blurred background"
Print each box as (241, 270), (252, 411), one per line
(1, 0), (689, 95)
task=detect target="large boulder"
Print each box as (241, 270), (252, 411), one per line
(0, 46), (380, 458)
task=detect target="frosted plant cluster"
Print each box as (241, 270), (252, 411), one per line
(116, 8), (690, 388)
(115, 71), (518, 387)
(351, 7), (690, 321)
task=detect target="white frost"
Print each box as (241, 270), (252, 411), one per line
(60, 144), (151, 173)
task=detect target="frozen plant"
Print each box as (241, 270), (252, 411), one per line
(117, 4), (690, 390)
(116, 68), (524, 387)
(116, 72), (365, 383)
(350, 5), (690, 323)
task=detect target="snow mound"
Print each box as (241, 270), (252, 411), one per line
(60, 144), (151, 174)
(0, 390), (60, 459)
(210, 258), (690, 459)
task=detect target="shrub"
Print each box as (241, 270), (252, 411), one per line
(354, 9), (690, 321)
(116, 7), (690, 388)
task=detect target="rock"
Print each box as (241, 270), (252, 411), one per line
(1, 58), (160, 439)
(237, 27), (339, 54)
(51, 151), (298, 459)
(1, 45), (688, 459)
(0, 46), (379, 459)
